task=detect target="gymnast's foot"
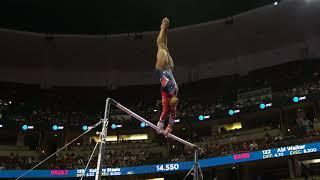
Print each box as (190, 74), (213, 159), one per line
(157, 120), (164, 134)
(164, 124), (173, 138)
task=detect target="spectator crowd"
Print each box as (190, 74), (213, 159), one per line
(1, 60), (320, 170)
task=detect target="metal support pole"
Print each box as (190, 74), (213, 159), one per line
(183, 147), (203, 180)
(95, 98), (111, 180)
(193, 147), (199, 180)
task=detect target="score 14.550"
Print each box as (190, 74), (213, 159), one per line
(156, 164), (179, 172)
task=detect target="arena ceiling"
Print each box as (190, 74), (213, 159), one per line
(0, 0), (319, 73)
(0, 0), (276, 34)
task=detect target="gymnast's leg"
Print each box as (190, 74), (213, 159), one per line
(164, 96), (178, 136)
(157, 92), (169, 133)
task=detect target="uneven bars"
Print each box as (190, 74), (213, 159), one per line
(110, 99), (197, 148)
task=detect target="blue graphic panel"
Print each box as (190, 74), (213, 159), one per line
(0, 142), (319, 178)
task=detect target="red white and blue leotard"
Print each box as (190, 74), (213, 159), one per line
(159, 70), (178, 97)
(157, 69), (178, 123)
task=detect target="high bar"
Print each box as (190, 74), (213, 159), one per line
(110, 99), (197, 148)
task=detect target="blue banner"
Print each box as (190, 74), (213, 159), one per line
(1, 142), (319, 178)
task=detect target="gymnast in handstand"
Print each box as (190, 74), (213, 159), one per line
(155, 17), (179, 136)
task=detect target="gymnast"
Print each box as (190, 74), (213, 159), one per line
(155, 17), (179, 137)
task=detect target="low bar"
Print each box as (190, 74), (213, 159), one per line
(111, 99), (197, 148)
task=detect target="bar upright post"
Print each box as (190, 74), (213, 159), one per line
(95, 98), (111, 180)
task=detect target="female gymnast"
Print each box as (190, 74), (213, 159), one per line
(155, 17), (179, 137)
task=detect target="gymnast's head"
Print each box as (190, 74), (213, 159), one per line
(161, 17), (170, 29)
